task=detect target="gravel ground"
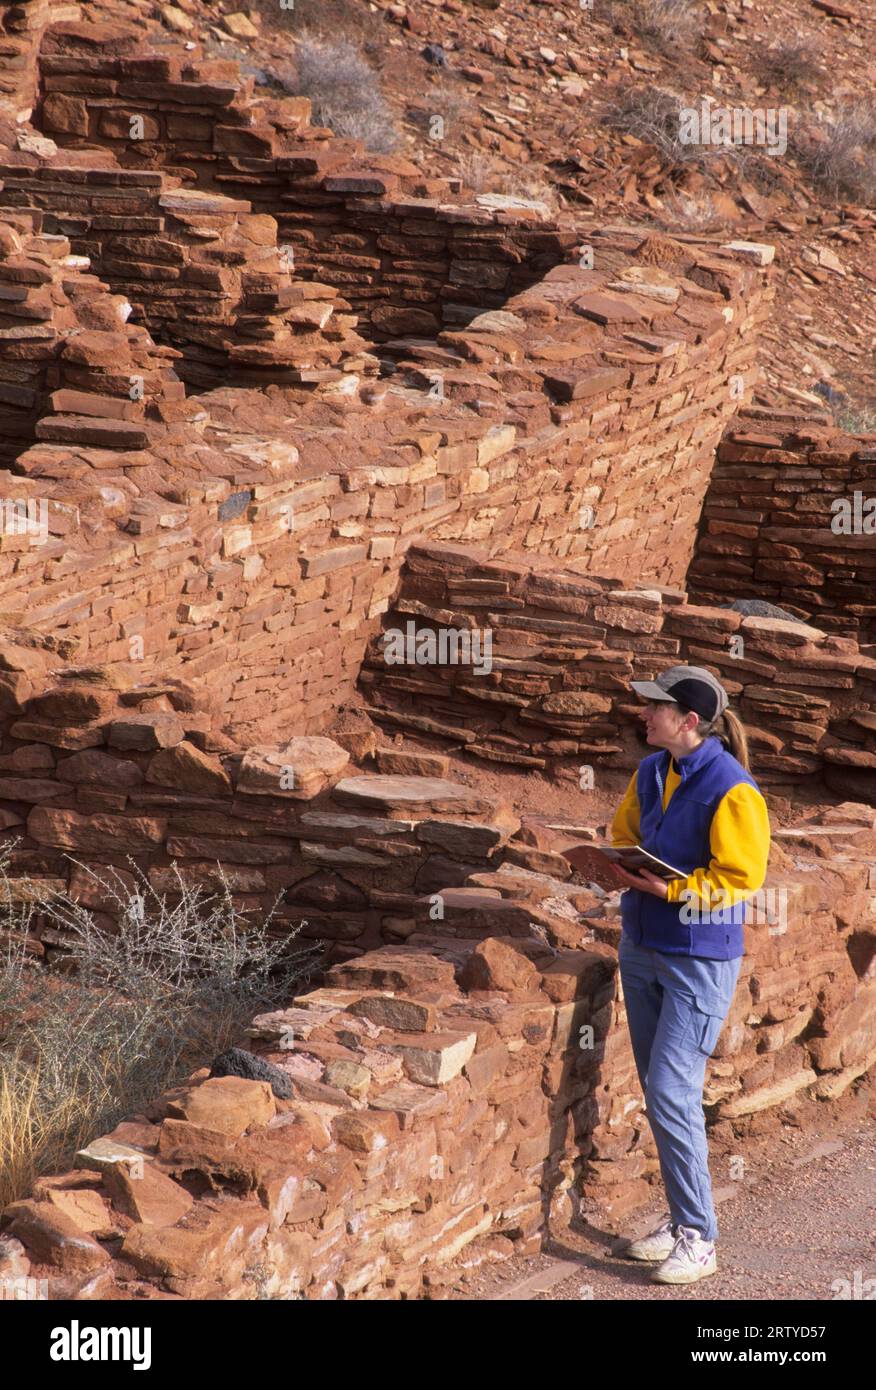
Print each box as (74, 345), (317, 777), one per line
(444, 1079), (876, 1301)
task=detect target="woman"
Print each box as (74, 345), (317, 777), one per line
(610, 664), (770, 1285)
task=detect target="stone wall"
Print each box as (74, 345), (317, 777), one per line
(33, 26), (575, 342)
(0, 183), (774, 744)
(0, 0), (873, 1307)
(0, 0), (50, 121)
(360, 542), (876, 801)
(0, 645), (532, 963)
(0, 207), (187, 463)
(0, 152), (371, 391)
(687, 408), (876, 648)
(0, 16), (778, 750)
(1, 805), (873, 1299)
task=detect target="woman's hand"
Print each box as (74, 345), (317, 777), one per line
(614, 866), (669, 899)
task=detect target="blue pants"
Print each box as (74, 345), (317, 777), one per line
(618, 932), (743, 1242)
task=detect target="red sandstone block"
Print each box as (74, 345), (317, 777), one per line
(42, 93), (89, 135)
(166, 837), (290, 864)
(28, 806), (166, 853)
(107, 714), (185, 751)
(4, 1199), (110, 1275)
(541, 367), (628, 402)
(301, 545), (368, 578)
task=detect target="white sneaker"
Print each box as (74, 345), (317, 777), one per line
(651, 1224), (717, 1284)
(620, 1214), (675, 1261)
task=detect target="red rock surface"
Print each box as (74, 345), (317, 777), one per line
(0, 0), (873, 1301)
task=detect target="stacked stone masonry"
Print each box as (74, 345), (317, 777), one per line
(0, 207), (775, 742)
(0, 13), (783, 747)
(0, 647), (528, 962)
(0, 0), (50, 121)
(688, 410), (876, 648)
(0, 743), (873, 1297)
(0, 1), (874, 1302)
(32, 21), (575, 342)
(362, 542), (876, 802)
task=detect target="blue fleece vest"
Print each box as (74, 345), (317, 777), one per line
(620, 736), (761, 960)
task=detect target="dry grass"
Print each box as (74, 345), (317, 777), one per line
(0, 989), (158, 1210)
(792, 103), (876, 206)
(599, 85), (785, 195)
(456, 152), (561, 213)
(504, 172), (561, 214)
(608, 0), (705, 55)
(831, 401), (876, 435)
(456, 151), (498, 192)
(406, 79), (474, 143)
(0, 852), (321, 1209)
(271, 37), (399, 152)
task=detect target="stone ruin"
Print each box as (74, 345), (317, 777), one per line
(0, 1), (873, 1300)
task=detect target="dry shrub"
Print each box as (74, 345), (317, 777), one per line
(831, 401), (876, 435)
(406, 79), (474, 141)
(272, 37), (399, 152)
(600, 84), (739, 172)
(0, 851), (321, 1208)
(751, 39), (824, 95)
(503, 171), (561, 214)
(792, 103), (876, 206)
(608, 0), (705, 55)
(457, 151), (500, 192)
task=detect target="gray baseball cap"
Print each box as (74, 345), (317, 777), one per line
(629, 665), (729, 722)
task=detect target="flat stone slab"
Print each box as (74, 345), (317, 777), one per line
(245, 1005), (343, 1043)
(331, 775), (500, 816)
(739, 616), (825, 642)
(236, 737), (349, 798)
(326, 947), (458, 993)
(298, 812), (415, 836)
(818, 802), (875, 827)
(370, 1080), (450, 1122)
(720, 240), (776, 266)
(300, 842), (392, 866)
(380, 1030), (478, 1086)
(107, 713), (185, 751)
(74, 1139), (150, 1176)
(775, 825), (868, 838)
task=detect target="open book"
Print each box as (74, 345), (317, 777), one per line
(561, 842), (686, 883)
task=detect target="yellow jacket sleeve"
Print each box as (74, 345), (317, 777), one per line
(610, 771), (640, 846)
(664, 782), (771, 909)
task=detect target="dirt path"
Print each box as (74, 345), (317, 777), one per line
(443, 1081), (876, 1301)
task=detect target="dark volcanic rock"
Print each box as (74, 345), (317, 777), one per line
(208, 1046), (294, 1099)
(727, 598), (801, 622)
